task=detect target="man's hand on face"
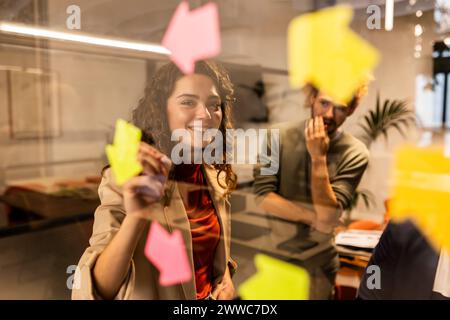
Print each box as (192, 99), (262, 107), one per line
(305, 116), (330, 160)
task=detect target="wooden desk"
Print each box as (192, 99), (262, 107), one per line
(231, 210), (334, 263)
(0, 189), (99, 219)
(0, 184), (99, 237)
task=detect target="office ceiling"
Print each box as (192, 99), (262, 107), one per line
(0, 0), (436, 40)
(0, 0), (438, 64)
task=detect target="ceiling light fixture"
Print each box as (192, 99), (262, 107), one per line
(0, 22), (171, 55)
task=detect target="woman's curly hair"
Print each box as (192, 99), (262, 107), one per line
(131, 60), (237, 196)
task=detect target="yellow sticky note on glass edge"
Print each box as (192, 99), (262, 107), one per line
(239, 254), (310, 300)
(389, 145), (450, 251)
(105, 119), (143, 185)
(288, 5), (379, 104)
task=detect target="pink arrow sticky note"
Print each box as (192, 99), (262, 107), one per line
(162, 1), (220, 74)
(144, 221), (192, 286)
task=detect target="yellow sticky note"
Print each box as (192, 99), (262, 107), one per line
(105, 119), (143, 185)
(390, 145), (450, 251)
(239, 254), (309, 300)
(288, 5), (379, 104)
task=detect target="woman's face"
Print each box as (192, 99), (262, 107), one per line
(167, 74), (223, 148)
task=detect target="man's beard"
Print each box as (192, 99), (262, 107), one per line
(323, 118), (336, 136)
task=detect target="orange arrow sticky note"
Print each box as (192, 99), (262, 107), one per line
(389, 145), (450, 251)
(105, 119), (142, 185)
(162, 1), (220, 74)
(288, 5), (379, 103)
(144, 221), (192, 286)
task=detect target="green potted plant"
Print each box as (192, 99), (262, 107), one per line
(359, 94), (416, 148)
(344, 94), (416, 223)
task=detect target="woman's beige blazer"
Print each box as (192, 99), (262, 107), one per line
(72, 165), (236, 300)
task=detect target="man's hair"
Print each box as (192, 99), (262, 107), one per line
(304, 81), (370, 111)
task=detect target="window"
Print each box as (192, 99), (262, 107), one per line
(417, 41), (450, 129)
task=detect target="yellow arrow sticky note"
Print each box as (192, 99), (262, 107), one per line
(288, 5), (379, 104)
(105, 119), (143, 185)
(389, 145), (450, 251)
(239, 254), (310, 300)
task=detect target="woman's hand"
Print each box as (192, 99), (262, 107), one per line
(211, 267), (235, 300)
(122, 142), (172, 218)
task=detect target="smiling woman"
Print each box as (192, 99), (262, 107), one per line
(72, 61), (238, 300)
(132, 61), (237, 195)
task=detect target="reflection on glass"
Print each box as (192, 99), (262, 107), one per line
(434, 73), (445, 127)
(415, 74), (434, 128)
(446, 73), (450, 128)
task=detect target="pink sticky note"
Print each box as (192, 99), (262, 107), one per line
(144, 221), (192, 286)
(162, 1), (220, 74)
